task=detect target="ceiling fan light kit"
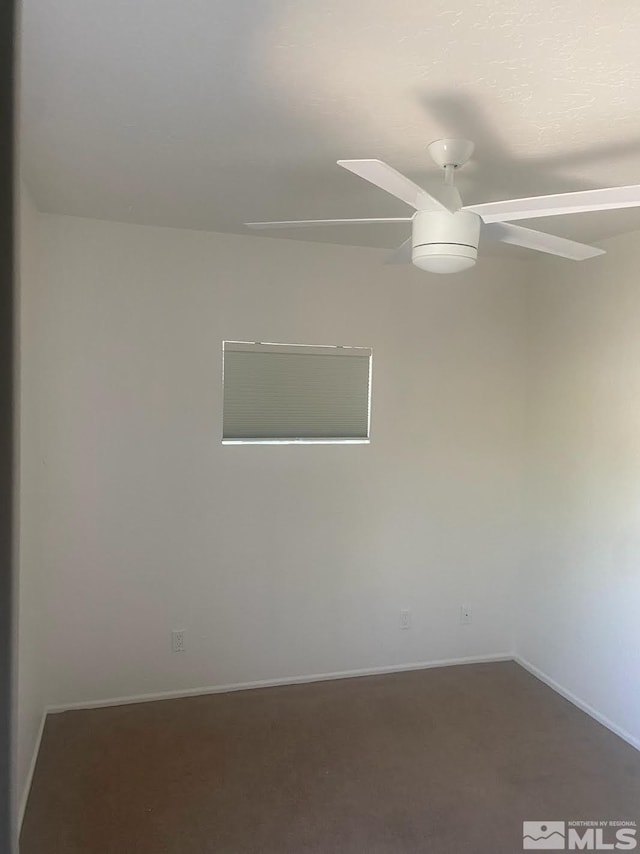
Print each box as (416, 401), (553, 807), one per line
(412, 209), (480, 273)
(244, 137), (637, 273)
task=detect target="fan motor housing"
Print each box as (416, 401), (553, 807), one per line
(412, 210), (481, 273)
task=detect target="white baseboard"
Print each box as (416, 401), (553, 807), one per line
(46, 652), (513, 714)
(514, 656), (640, 752)
(19, 708), (47, 832)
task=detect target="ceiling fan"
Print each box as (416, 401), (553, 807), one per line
(246, 139), (640, 273)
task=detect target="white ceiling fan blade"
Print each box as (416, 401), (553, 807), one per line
(384, 238), (412, 265)
(337, 160), (455, 213)
(245, 217), (412, 229)
(430, 184), (462, 213)
(483, 222), (605, 260)
(465, 184), (640, 223)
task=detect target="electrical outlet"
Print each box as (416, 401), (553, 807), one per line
(400, 609), (411, 630)
(172, 630), (186, 652)
(460, 606), (472, 625)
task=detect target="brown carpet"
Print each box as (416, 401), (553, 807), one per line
(20, 661), (640, 853)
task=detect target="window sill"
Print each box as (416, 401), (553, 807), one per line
(222, 438), (370, 446)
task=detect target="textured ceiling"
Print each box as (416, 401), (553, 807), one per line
(19, 0), (640, 255)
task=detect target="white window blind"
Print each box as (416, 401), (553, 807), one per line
(222, 342), (372, 443)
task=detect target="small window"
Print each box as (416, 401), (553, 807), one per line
(222, 341), (372, 444)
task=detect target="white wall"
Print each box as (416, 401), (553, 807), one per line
(25, 213), (527, 708)
(520, 231), (640, 747)
(20, 208), (640, 798)
(16, 183), (46, 818)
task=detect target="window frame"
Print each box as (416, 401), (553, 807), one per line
(221, 340), (373, 445)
